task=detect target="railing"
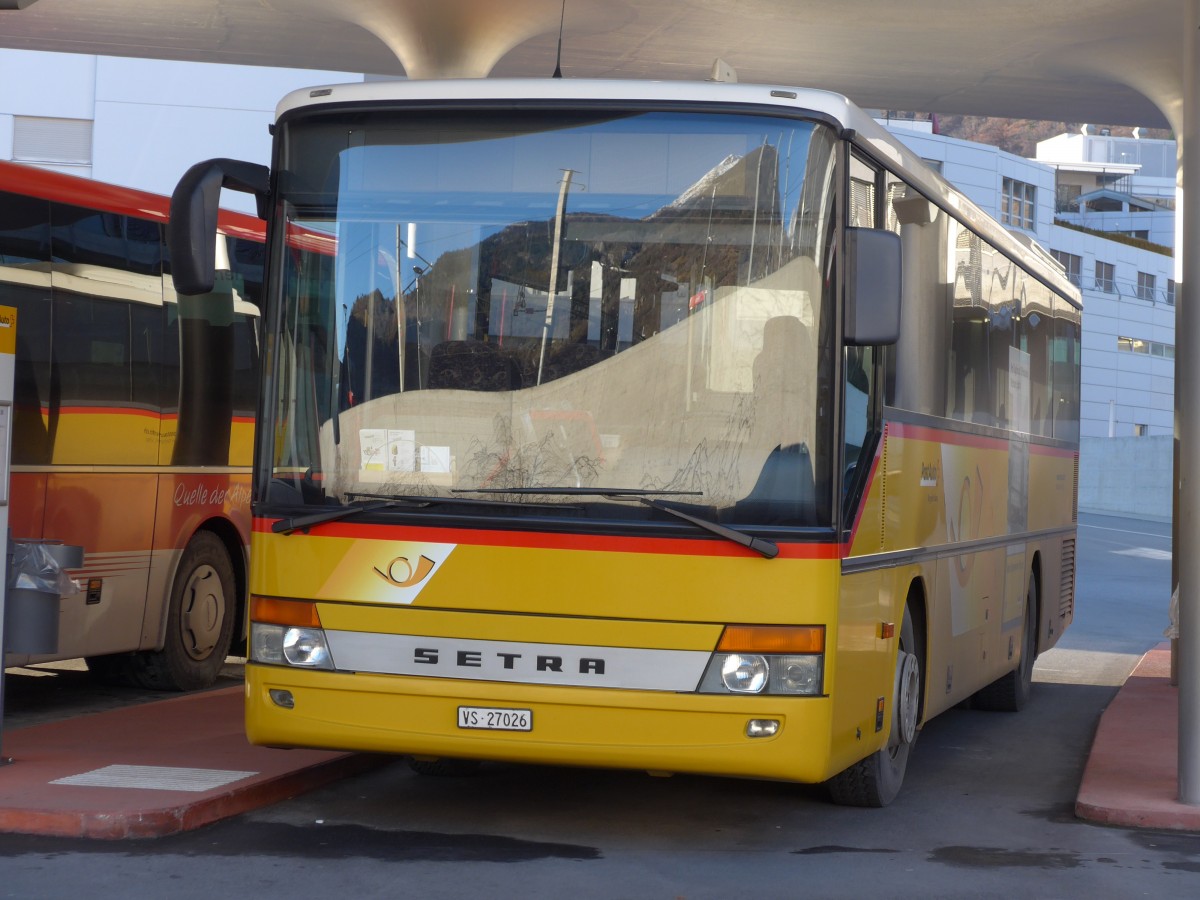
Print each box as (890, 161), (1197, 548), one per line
(1089, 276), (1176, 305)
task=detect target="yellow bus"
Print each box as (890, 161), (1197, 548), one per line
(171, 80), (1080, 805)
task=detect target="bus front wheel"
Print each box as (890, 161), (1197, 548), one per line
(827, 606), (921, 807)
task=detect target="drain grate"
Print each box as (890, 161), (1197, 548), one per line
(52, 764), (258, 792)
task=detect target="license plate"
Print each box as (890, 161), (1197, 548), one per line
(457, 706), (532, 731)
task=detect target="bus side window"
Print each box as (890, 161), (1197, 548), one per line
(1, 190), (53, 465)
(843, 344), (876, 499)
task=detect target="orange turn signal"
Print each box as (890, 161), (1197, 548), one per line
(251, 596), (321, 627)
(716, 625), (825, 654)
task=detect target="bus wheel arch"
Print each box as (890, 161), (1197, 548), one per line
(971, 556), (1040, 712)
(827, 582), (926, 807)
(88, 525), (241, 691)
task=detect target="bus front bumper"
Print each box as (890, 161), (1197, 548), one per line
(245, 664), (848, 784)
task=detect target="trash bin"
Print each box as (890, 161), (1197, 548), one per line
(3, 540), (83, 655)
(4, 587), (60, 654)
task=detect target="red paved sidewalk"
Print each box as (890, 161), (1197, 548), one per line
(1076, 642), (1200, 831)
(0, 686), (381, 839)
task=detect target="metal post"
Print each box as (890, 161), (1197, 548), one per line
(537, 169), (575, 385)
(0, 531), (9, 765)
(1178, 0), (1200, 804)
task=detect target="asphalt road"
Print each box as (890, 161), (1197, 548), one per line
(1, 511), (1196, 898)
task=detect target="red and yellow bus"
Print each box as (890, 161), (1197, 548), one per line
(172, 79), (1080, 804)
(1, 159), (263, 690)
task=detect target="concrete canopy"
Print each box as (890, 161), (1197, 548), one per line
(0, 0), (1187, 129)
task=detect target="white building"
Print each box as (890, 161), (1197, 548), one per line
(0, 49), (360, 214)
(1037, 127), (1176, 249)
(0, 50), (1176, 444)
(883, 117), (1177, 441)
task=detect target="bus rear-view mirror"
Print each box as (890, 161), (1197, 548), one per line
(845, 227), (902, 346)
(169, 158), (269, 295)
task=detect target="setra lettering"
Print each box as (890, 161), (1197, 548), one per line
(408, 646), (609, 676)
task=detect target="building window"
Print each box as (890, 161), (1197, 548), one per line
(1118, 335), (1174, 358)
(1134, 424), (1148, 437)
(12, 116), (93, 166)
(1095, 261), (1116, 293)
(1002, 177), (1036, 230)
(1137, 271), (1157, 301)
(1051, 250), (1082, 287)
(1056, 183), (1083, 213)
(1168, 279), (1177, 305)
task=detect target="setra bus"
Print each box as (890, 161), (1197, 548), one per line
(170, 79), (1080, 805)
(1, 159), (264, 690)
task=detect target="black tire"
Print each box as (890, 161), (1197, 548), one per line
(827, 606), (922, 807)
(972, 574), (1038, 712)
(408, 757), (483, 777)
(87, 532), (236, 692)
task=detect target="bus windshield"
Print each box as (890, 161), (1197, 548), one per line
(266, 108), (838, 528)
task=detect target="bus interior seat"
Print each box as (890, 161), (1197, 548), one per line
(427, 340), (521, 391)
(730, 442), (816, 525)
(538, 343), (606, 383)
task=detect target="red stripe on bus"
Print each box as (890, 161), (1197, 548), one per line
(253, 517), (841, 560)
(842, 449), (884, 557)
(885, 422), (1010, 451)
(56, 406), (161, 420)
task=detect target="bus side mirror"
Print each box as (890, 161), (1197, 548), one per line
(169, 158), (270, 295)
(845, 227), (902, 346)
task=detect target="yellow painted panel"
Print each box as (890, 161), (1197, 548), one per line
(252, 529), (842, 625)
(314, 603), (723, 650)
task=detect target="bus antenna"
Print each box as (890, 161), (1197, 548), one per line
(552, 0), (567, 78)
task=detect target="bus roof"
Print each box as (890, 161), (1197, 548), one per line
(275, 78), (1080, 307)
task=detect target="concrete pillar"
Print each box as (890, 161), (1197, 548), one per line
(1178, 0), (1200, 804)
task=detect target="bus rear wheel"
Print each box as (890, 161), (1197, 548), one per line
(971, 574), (1038, 712)
(827, 606), (921, 807)
(88, 532), (236, 692)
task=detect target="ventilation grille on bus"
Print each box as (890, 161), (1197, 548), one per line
(1073, 454), (1080, 523)
(1059, 538), (1077, 618)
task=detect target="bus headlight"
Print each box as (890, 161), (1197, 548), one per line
(250, 622), (335, 670)
(697, 626), (825, 696)
(249, 596), (334, 670)
(283, 626), (333, 668)
(721, 654), (769, 693)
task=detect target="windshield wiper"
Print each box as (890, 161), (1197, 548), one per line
(272, 497), (430, 535)
(273, 492), (582, 535)
(457, 487), (779, 559)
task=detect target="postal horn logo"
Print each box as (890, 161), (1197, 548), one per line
(374, 554), (437, 589)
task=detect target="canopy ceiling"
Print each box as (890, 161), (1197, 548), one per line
(0, 1), (1186, 129)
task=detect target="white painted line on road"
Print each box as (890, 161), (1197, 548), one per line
(1079, 523), (1172, 541)
(1112, 548), (1173, 560)
(51, 764), (258, 792)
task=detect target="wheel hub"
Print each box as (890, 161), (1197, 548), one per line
(892, 650), (920, 747)
(180, 564), (224, 660)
